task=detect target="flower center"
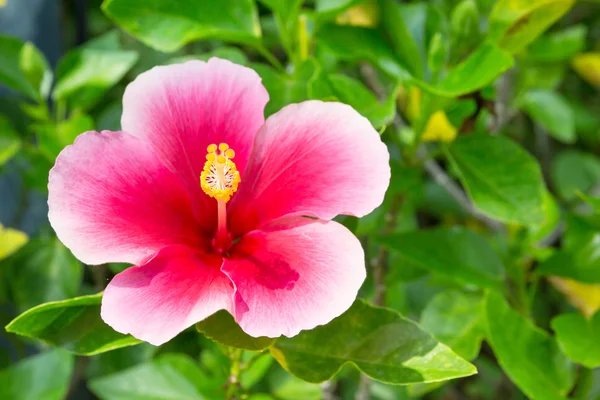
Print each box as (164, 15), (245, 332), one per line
(200, 143), (240, 254)
(200, 143), (241, 203)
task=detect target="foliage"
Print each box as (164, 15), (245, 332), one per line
(1, 0), (600, 399)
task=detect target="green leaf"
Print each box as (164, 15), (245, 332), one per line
(38, 113), (95, 160)
(102, 0), (261, 53)
(315, 0), (362, 17)
(420, 290), (486, 361)
(0, 350), (74, 400)
(488, 0), (575, 54)
(0, 35), (51, 100)
(252, 58), (325, 116)
(6, 293), (142, 356)
(316, 25), (411, 81)
(580, 193), (600, 213)
(271, 299), (476, 384)
(551, 150), (600, 201)
(378, 227), (505, 291)
(485, 292), (575, 400)
(552, 312), (600, 368)
(380, 0), (423, 77)
(168, 47), (249, 66)
(446, 134), (546, 224)
(537, 234), (600, 283)
(196, 310), (275, 351)
(0, 115), (20, 166)
(434, 42), (513, 96)
(89, 354), (217, 400)
(52, 42), (138, 110)
(327, 74), (398, 129)
(518, 89), (575, 144)
(6, 236), (83, 311)
(0, 224), (27, 261)
(527, 25), (587, 62)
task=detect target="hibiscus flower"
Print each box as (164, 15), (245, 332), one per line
(48, 58), (390, 346)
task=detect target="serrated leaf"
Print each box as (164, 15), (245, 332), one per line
(485, 292), (575, 400)
(378, 227), (505, 291)
(102, 0), (261, 53)
(271, 299), (476, 384)
(0, 350), (74, 400)
(196, 310), (274, 351)
(446, 134), (546, 224)
(6, 293), (142, 356)
(552, 312), (600, 368)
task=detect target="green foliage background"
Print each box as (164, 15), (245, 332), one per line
(1, 0), (600, 399)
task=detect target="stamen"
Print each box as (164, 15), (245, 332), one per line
(200, 142), (241, 203)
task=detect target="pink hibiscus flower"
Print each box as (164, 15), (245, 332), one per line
(48, 58), (390, 346)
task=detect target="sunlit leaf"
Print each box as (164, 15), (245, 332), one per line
(0, 224), (27, 261)
(102, 0), (261, 53)
(489, 0), (575, 54)
(549, 277), (600, 318)
(271, 299), (476, 384)
(0, 35), (51, 100)
(572, 53), (600, 88)
(6, 293), (142, 356)
(552, 311), (600, 368)
(420, 290), (486, 361)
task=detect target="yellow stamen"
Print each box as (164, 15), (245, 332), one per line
(200, 142), (241, 203)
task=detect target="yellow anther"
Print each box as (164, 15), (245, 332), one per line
(200, 142), (240, 203)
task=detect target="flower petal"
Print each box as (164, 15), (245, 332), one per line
(101, 245), (232, 346)
(121, 58), (269, 228)
(222, 218), (366, 338)
(48, 130), (205, 265)
(228, 100), (390, 234)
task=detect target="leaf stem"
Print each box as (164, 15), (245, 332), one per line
(254, 44), (285, 72)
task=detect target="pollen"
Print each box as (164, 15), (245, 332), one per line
(200, 142), (241, 202)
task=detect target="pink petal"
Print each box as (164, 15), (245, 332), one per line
(101, 245), (232, 346)
(222, 218), (366, 338)
(48, 130), (205, 266)
(228, 101), (390, 234)
(121, 58), (269, 231)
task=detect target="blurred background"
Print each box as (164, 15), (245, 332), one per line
(1, 0), (600, 399)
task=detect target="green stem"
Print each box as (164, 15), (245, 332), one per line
(254, 44), (285, 72)
(225, 348), (243, 400)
